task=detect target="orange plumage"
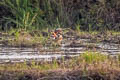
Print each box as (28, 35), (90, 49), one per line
(51, 28), (63, 45)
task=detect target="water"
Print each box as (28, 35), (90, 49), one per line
(0, 37), (119, 63)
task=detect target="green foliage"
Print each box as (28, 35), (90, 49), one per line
(75, 23), (81, 31)
(0, 52), (120, 72)
(0, 0), (56, 30)
(80, 52), (107, 63)
(0, 0), (43, 30)
(0, 0), (120, 31)
(118, 54), (120, 62)
(52, 59), (59, 69)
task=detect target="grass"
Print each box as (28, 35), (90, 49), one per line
(0, 0), (120, 32)
(0, 52), (120, 80)
(0, 27), (119, 48)
(2, 28), (64, 49)
(0, 52), (106, 70)
(0, 0), (64, 30)
(79, 52), (107, 63)
(0, 0), (38, 29)
(0, 52), (116, 71)
(2, 28), (50, 47)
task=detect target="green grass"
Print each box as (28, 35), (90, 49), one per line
(0, 52), (119, 80)
(0, 0), (120, 32)
(5, 29), (47, 47)
(0, 0), (64, 31)
(79, 52), (107, 63)
(0, 52), (112, 71)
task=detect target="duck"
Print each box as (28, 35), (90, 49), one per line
(51, 28), (63, 45)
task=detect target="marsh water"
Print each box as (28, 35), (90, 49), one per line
(0, 35), (120, 63)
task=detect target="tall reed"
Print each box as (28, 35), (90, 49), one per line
(0, 0), (120, 31)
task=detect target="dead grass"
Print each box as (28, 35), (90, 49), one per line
(0, 53), (120, 80)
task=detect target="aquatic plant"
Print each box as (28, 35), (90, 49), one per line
(79, 52), (107, 63)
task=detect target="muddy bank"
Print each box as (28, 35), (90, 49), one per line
(0, 52), (119, 80)
(0, 67), (120, 80)
(0, 29), (120, 47)
(0, 29), (119, 63)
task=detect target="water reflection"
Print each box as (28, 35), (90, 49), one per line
(0, 38), (119, 63)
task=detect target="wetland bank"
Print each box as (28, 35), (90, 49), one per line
(0, 29), (120, 80)
(0, 0), (120, 80)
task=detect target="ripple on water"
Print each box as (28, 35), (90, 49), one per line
(0, 38), (120, 63)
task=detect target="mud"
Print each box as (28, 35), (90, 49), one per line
(0, 30), (119, 63)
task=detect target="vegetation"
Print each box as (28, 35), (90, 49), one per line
(0, 0), (120, 46)
(0, 0), (120, 80)
(0, 52), (119, 80)
(0, 0), (120, 31)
